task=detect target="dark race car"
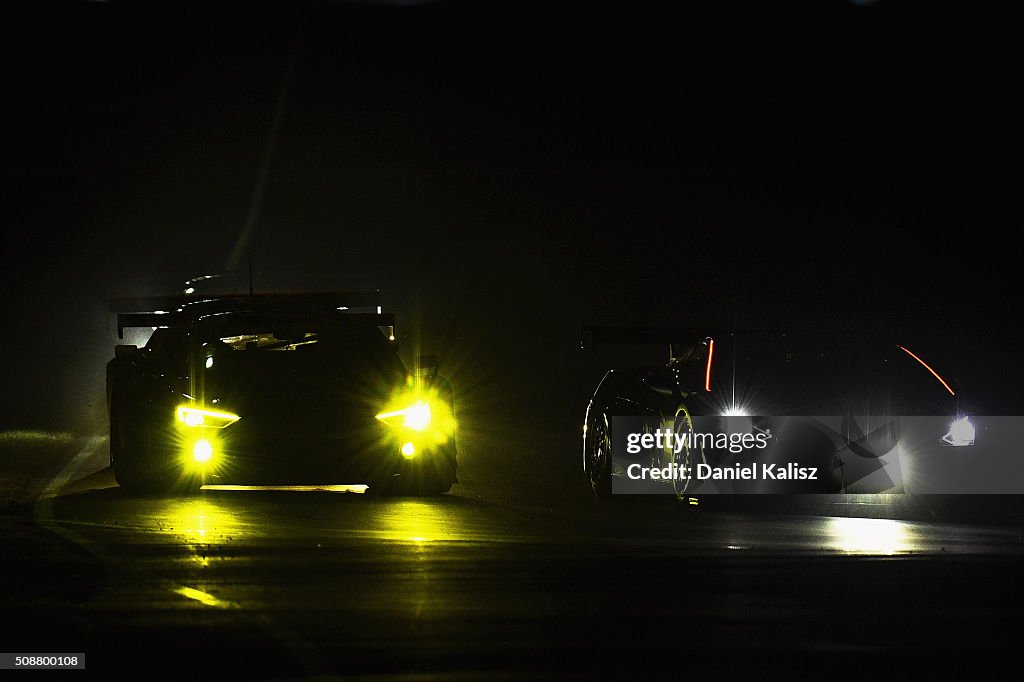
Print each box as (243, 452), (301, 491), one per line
(581, 326), (974, 499)
(107, 291), (457, 495)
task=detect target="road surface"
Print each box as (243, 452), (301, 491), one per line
(2, 434), (1023, 678)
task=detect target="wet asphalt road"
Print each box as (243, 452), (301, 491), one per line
(4, 446), (1024, 679)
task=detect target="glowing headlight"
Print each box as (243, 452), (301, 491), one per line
(376, 400), (432, 432)
(375, 387), (457, 452)
(942, 417), (975, 447)
(176, 405), (240, 429)
(192, 439), (214, 463)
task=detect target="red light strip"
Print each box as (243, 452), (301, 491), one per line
(705, 338), (714, 392)
(897, 345), (955, 397)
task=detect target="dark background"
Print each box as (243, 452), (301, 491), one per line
(3, 0), (1020, 435)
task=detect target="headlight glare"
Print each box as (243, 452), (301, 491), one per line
(376, 387), (457, 450)
(942, 417), (975, 447)
(193, 439), (214, 463)
(376, 400), (432, 432)
(176, 405), (241, 429)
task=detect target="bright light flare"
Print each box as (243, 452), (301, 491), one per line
(401, 441), (416, 457)
(405, 402), (431, 431)
(376, 386), (457, 450)
(942, 416), (976, 446)
(176, 405), (240, 429)
(376, 400), (432, 431)
(193, 439), (213, 463)
(826, 517), (913, 555)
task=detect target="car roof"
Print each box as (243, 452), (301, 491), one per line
(111, 291), (393, 340)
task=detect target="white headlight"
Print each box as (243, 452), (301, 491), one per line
(942, 417), (975, 446)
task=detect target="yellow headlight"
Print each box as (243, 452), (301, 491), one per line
(376, 400), (432, 431)
(375, 388), (456, 448)
(176, 405), (240, 429)
(193, 439), (214, 463)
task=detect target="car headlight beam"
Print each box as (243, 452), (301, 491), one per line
(176, 405), (241, 429)
(942, 416), (975, 447)
(375, 387), (457, 452)
(375, 400), (432, 432)
(192, 439), (214, 463)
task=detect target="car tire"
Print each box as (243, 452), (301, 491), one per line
(585, 410), (613, 500)
(672, 410), (697, 500)
(369, 474), (448, 497)
(368, 446), (456, 497)
(111, 405), (200, 496)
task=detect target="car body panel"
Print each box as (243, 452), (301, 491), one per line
(582, 328), (965, 497)
(107, 293), (456, 493)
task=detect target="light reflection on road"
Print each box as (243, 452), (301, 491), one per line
(825, 517), (916, 555)
(163, 497), (246, 547)
(150, 491), (479, 550)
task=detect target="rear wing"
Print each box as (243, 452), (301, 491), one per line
(111, 290), (393, 339)
(579, 325), (833, 363)
(579, 325), (865, 350)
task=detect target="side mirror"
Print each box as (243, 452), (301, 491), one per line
(115, 344), (139, 359)
(416, 354), (438, 379)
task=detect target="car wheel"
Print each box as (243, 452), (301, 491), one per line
(585, 410), (613, 499)
(112, 405), (199, 496)
(672, 410), (697, 500)
(369, 474), (447, 497)
(369, 447), (456, 497)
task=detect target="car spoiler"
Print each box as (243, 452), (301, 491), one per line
(111, 291), (393, 339)
(579, 324), (717, 365)
(581, 325), (957, 395)
(579, 324), (884, 350)
(579, 324), (853, 363)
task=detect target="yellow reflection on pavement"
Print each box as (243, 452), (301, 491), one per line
(175, 586), (229, 608)
(378, 499), (461, 543)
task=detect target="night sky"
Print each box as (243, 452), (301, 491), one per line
(4, 1), (1021, 432)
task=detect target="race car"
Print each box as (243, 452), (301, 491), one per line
(106, 291), (457, 495)
(581, 326), (974, 499)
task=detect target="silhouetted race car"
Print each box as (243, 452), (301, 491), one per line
(581, 327), (974, 499)
(107, 291), (457, 495)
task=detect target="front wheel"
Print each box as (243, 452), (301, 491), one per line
(585, 410), (613, 499)
(111, 407), (200, 496)
(368, 473), (450, 497)
(671, 410), (698, 500)
(369, 444), (457, 496)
